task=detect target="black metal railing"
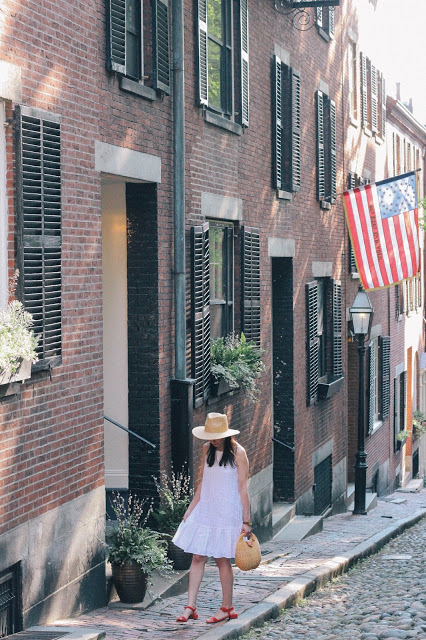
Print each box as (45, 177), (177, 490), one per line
(104, 416), (156, 451)
(272, 437), (295, 452)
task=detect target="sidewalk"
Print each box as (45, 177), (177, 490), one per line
(48, 487), (426, 640)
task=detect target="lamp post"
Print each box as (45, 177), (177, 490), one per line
(349, 285), (374, 515)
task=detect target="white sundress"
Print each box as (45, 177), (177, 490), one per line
(172, 448), (243, 558)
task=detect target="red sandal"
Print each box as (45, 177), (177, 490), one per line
(206, 606), (238, 623)
(176, 605), (198, 622)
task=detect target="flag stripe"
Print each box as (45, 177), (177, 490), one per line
(347, 189), (372, 288)
(369, 185), (393, 285)
(386, 216), (404, 281)
(410, 209), (420, 274)
(404, 211), (417, 278)
(381, 216), (400, 283)
(364, 185), (388, 286)
(392, 214), (409, 279)
(354, 188), (380, 288)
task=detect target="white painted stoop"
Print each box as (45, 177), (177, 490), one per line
(272, 503), (323, 542)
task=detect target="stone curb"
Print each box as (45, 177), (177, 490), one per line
(28, 626), (105, 640)
(195, 508), (426, 640)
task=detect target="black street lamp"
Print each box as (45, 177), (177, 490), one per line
(349, 285), (374, 515)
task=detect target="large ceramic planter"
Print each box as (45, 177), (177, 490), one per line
(111, 561), (148, 603)
(0, 359), (32, 385)
(167, 537), (192, 570)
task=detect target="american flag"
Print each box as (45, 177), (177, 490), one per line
(343, 171), (420, 291)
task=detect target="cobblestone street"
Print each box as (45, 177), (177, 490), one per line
(243, 516), (426, 640)
(46, 489), (426, 640)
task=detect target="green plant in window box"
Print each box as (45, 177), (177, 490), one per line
(396, 430), (410, 442)
(210, 332), (266, 403)
(413, 410), (426, 437)
(0, 274), (38, 385)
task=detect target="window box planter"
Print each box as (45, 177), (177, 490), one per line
(317, 375), (344, 400)
(209, 379), (240, 404)
(396, 434), (409, 451)
(0, 359), (32, 386)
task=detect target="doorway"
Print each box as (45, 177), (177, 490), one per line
(271, 258), (294, 502)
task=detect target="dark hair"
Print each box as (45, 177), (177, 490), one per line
(206, 436), (237, 468)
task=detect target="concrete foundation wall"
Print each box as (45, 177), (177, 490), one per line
(0, 487), (106, 628)
(248, 463), (273, 542)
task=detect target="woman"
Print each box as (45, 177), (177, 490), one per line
(172, 412), (252, 624)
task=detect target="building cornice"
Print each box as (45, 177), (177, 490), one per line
(387, 96), (426, 143)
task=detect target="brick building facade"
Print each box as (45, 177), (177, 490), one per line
(0, 0), (424, 633)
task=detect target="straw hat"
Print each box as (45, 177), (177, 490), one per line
(192, 412), (240, 440)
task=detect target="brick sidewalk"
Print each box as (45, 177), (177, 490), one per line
(50, 489), (426, 640)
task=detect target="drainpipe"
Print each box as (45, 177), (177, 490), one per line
(171, 0), (195, 476)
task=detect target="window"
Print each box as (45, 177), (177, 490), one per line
(360, 53), (386, 138)
(209, 222), (234, 339)
(273, 57), (301, 195)
(306, 279), (342, 405)
(368, 335), (390, 433)
(316, 89), (336, 207)
(191, 222), (260, 406)
(394, 371), (406, 450)
(15, 106), (62, 370)
(348, 41), (358, 122)
(106, 0), (170, 94)
(198, 0), (249, 126)
(316, 6), (335, 41)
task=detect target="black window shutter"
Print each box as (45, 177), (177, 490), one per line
(380, 335), (390, 419)
(316, 90), (325, 201)
(153, 0), (171, 94)
(273, 55), (282, 191)
(393, 377), (399, 451)
(306, 281), (319, 405)
(316, 7), (323, 27)
(197, 0), (208, 105)
(16, 106), (62, 369)
(242, 227), (260, 347)
(371, 63), (378, 133)
(240, 0), (249, 126)
(348, 173), (357, 273)
(191, 222), (211, 407)
(368, 342), (375, 433)
(360, 52), (367, 128)
(291, 69), (301, 192)
(106, 0), (126, 74)
(329, 97), (337, 203)
(381, 74), (386, 138)
(332, 280), (342, 377)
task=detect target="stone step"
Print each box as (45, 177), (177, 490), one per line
(22, 627), (104, 640)
(396, 478), (424, 493)
(272, 502), (296, 537)
(347, 491), (378, 513)
(273, 515), (323, 542)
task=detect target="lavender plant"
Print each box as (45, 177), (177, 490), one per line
(152, 468), (194, 534)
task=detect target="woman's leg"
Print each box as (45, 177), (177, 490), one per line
(187, 554), (207, 607)
(177, 554), (207, 620)
(216, 557), (234, 607)
(206, 557), (235, 621)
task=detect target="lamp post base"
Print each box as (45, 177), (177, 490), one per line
(353, 451), (368, 515)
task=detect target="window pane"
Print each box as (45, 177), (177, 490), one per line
(126, 0), (140, 79)
(210, 226), (224, 300)
(208, 40), (222, 110)
(207, 0), (223, 41)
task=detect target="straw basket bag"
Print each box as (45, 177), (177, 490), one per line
(234, 532), (261, 571)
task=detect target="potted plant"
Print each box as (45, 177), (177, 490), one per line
(210, 332), (266, 403)
(0, 275), (38, 385)
(413, 411), (426, 438)
(106, 492), (173, 603)
(152, 469), (194, 570)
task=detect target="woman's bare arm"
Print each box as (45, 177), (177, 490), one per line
(183, 443), (208, 521)
(236, 445), (251, 534)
